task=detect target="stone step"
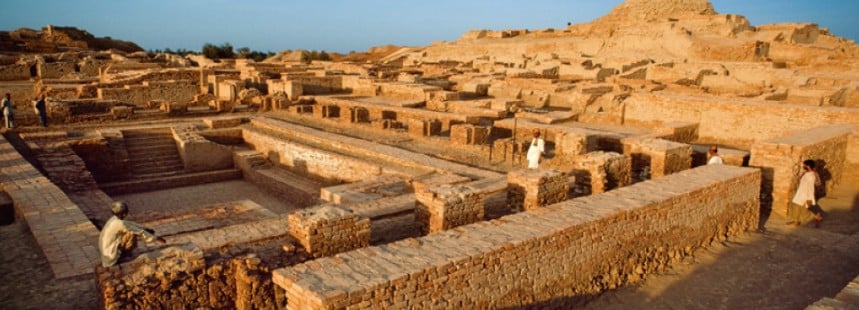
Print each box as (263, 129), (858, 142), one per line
(126, 144), (180, 154)
(124, 138), (177, 148)
(133, 164), (185, 175)
(127, 152), (183, 162)
(131, 159), (184, 171)
(100, 169), (243, 195)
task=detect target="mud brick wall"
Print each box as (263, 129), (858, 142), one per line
(749, 125), (854, 216)
(450, 124), (490, 145)
(172, 126), (234, 173)
(97, 80), (197, 107)
(407, 118), (442, 137)
(37, 62), (75, 79)
(288, 205), (370, 258)
(0, 63), (31, 80)
(273, 165), (761, 309)
(624, 137), (692, 180)
(415, 184), (485, 234)
(623, 93), (859, 148)
(492, 138), (529, 165)
(96, 240), (308, 310)
(507, 168), (568, 212)
(654, 122), (699, 144)
(555, 129), (599, 156)
(233, 150), (320, 208)
(570, 151), (632, 197)
(242, 127), (384, 183)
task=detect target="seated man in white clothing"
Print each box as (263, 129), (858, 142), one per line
(527, 128), (545, 169)
(98, 201), (166, 267)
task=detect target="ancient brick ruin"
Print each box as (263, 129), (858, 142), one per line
(0, 0), (858, 308)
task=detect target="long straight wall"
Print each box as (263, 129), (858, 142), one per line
(273, 165), (761, 309)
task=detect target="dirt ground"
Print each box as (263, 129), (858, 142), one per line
(1, 183), (856, 309)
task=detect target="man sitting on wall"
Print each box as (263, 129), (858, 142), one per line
(98, 201), (166, 267)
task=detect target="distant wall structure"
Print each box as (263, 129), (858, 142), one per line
(97, 80), (197, 106)
(273, 165), (761, 309)
(623, 93), (859, 148)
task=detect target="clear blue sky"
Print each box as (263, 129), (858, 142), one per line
(1, 1), (856, 53)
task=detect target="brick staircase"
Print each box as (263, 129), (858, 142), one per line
(122, 128), (185, 179)
(99, 128), (243, 195)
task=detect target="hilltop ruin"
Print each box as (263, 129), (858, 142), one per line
(0, 0), (857, 308)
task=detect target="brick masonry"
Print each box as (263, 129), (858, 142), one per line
(507, 168), (568, 212)
(415, 184), (485, 234)
(450, 124), (490, 145)
(0, 135), (100, 279)
(570, 151), (632, 197)
(749, 125), (856, 215)
(273, 165), (761, 309)
(624, 137), (692, 181)
(288, 204), (370, 258)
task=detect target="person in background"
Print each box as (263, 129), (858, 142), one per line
(707, 145), (724, 165)
(33, 94), (47, 127)
(98, 201), (166, 267)
(2, 93), (15, 129)
(786, 160), (824, 228)
(527, 128), (545, 169)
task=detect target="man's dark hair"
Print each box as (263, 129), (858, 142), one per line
(803, 159), (816, 169)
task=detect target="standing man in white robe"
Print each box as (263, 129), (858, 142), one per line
(527, 128), (545, 169)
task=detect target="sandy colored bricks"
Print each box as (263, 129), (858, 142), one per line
(507, 168), (568, 211)
(570, 151), (631, 197)
(273, 165), (761, 309)
(415, 184), (485, 234)
(288, 204), (370, 258)
(407, 118), (442, 137)
(450, 124), (490, 145)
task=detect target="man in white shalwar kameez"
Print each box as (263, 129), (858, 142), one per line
(786, 160), (824, 227)
(99, 201), (166, 267)
(527, 129), (545, 169)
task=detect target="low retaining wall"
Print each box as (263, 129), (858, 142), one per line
(273, 165), (760, 309)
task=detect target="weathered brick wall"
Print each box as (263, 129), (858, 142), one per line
(570, 151), (631, 197)
(172, 126), (234, 173)
(233, 150), (321, 208)
(415, 184), (485, 234)
(98, 80), (197, 106)
(96, 241), (307, 310)
(623, 93), (859, 148)
(242, 127), (385, 183)
(0, 63), (31, 80)
(406, 118), (442, 137)
(624, 137), (692, 181)
(288, 205), (370, 258)
(749, 125), (855, 215)
(37, 62), (75, 79)
(273, 165), (761, 309)
(450, 124), (490, 145)
(507, 168), (568, 212)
